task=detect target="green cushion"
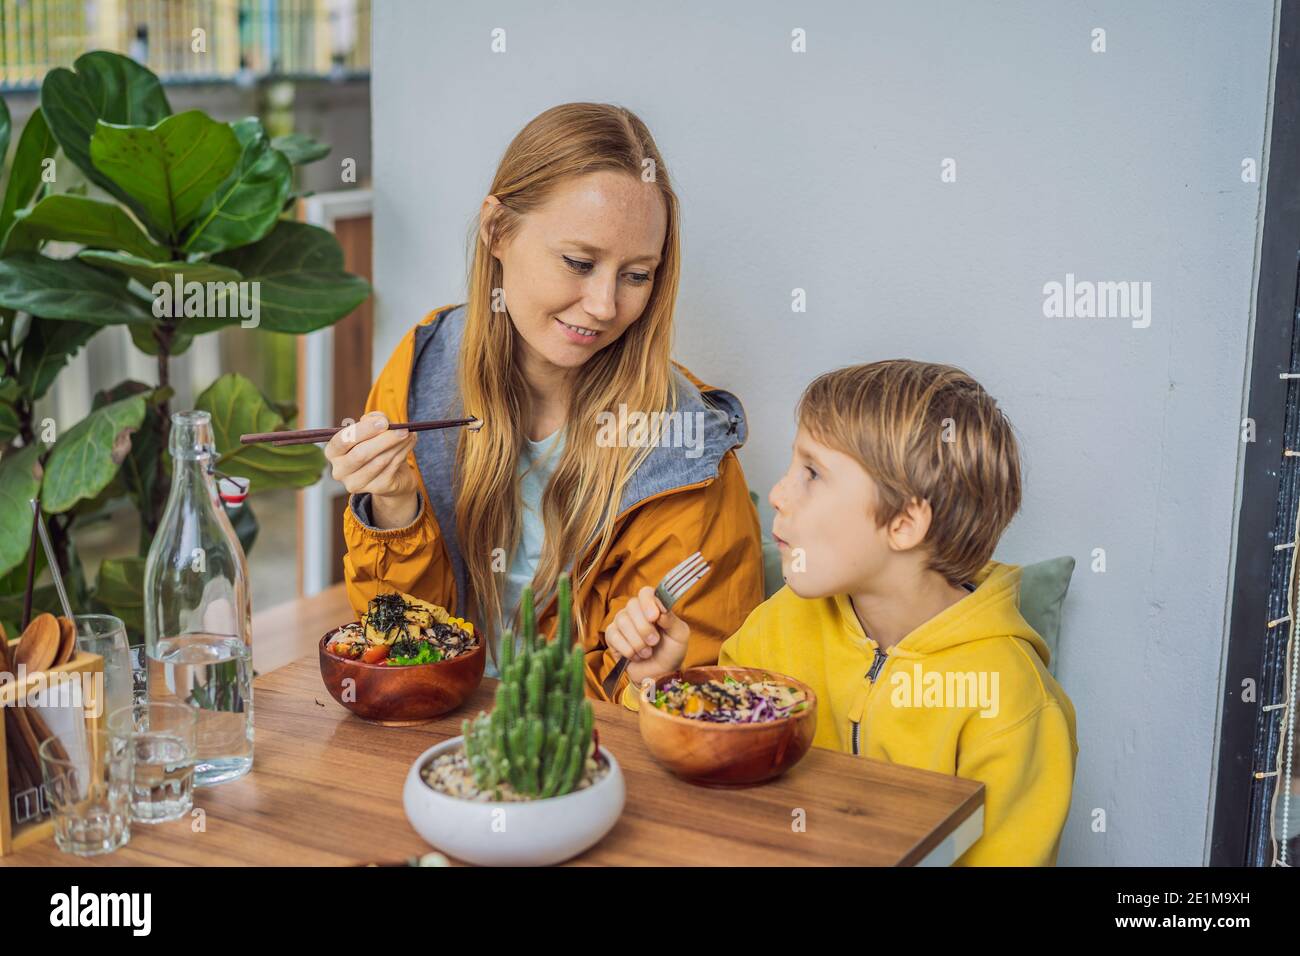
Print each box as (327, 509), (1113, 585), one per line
(1010, 555), (1075, 675)
(751, 491), (785, 599)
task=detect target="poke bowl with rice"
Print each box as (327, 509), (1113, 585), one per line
(652, 674), (808, 723)
(319, 590), (485, 724)
(637, 666), (818, 787)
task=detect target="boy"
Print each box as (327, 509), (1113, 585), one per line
(606, 360), (1078, 866)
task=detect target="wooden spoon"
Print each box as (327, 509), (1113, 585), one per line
(14, 613), (59, 673)
(4, 727), (34, 799)
(5, 737), (22, 791)
(4, 709), (41, 790)
(53, 616), (76, 667)
(12, 707), (43, 771)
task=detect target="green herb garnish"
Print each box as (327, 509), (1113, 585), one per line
(388, 642), (443, 666)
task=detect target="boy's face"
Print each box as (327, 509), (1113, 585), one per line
(768, 425), (894, 599)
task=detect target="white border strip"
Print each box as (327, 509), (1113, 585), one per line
(300, 188), (373, 597)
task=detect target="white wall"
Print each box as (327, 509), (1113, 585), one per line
(371, 0), (1276, 865)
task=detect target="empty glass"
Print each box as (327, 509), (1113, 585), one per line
(107, 701), (199, 824)
(73, 615), (133, 724)
(38, 730), (131, 856)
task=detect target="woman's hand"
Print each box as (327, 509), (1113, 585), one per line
(604, 585), (692, 688)
(326, 411), (421, 529)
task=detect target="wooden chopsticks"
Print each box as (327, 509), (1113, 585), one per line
(240, 416), (481, 447)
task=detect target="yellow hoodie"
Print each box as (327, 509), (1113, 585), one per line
(623, 561), (1078, 866)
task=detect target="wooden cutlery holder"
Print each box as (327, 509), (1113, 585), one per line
(0, 640), (104, 856)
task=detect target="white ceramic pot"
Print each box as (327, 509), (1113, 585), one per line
(402, 735), (625, 866)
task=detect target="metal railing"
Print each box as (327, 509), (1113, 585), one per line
(1, 0), (370, 90)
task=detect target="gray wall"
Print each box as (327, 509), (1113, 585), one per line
(371, 0), (1276, 865)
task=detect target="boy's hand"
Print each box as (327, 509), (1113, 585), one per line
(605, 586), (691, 688)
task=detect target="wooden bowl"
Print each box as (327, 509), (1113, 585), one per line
(637, 666), (817, 787)
(318, 629), (485, 725)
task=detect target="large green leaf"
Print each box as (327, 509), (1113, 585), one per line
(128, 321), (193, 357)
(196, 372), (325, 489)
(183, 117), (291, 255)
(92, 378), (159, 408)
(0, 252), (152, 324)
(39, 52), (171, 231)
(17, 316), (99, 401)
(78, 249), (242, 289)
(41, 394), (146, 513)
(91, 381), (169, 522)
(0, 442), (42, 577)
(93, 556), (145, 637)
(0, 218), (41, 257)
(0, 414), (17, 447)
(211, 220), (371, 333)
(89, 111), (240, 242)
(0, 388), (18, 444)
(270, 132), (329, 165)
(13, 194), (169, 260)
(0, 107), (57, 249)
(81, 251), (245, 342)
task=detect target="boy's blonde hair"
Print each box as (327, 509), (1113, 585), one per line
(796, 360), (1022, 585)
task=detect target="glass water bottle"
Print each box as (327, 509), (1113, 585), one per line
(143, 410), (254, 786)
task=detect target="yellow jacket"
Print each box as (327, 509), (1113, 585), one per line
(342, 303), (765, 702)
(624, 561), (1078, 865)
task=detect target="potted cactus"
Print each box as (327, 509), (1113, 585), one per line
(459, 577), (596, 799)
(402, 573), (625, 865)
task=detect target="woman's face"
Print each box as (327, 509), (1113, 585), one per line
(481, 170), (668, 374)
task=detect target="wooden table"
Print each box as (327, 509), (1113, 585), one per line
(1, 586), (983, 866)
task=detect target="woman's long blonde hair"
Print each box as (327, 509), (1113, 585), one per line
(455, 103), (682, 648)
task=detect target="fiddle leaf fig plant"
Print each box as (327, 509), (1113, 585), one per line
(0, 50), (370, 639)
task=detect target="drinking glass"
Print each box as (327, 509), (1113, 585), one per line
(107, 701), (199, 824)
(74, 615), (133, 724)
(38, 730), (131, 856)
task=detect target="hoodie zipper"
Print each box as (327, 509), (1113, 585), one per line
(850, 645), (889, 755)
(846, 580), (978, 755)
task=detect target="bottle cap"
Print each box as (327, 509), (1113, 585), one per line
(217, 475), (250, 508)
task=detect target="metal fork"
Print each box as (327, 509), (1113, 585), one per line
(601, 550), (710, 698)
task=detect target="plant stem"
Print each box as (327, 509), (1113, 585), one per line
(46, 511), (81, 603)
(147, 317), (176, 536)
(17, 397), (34, 446)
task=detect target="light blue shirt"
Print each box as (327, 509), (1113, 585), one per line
(485, 427), (565, 678)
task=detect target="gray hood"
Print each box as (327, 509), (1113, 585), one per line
(404, 302), (748, 614)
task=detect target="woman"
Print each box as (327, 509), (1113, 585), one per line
(328, 102), (763, 701)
